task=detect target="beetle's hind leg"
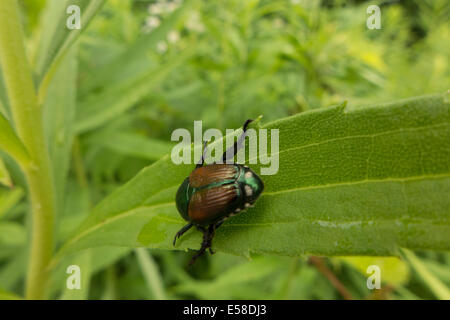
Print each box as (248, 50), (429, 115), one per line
(207, 220), (225, 254)
(222, 119), (253, 163)
(188, 224), (220, 266)
(173, 222), (193, 246)
(188, 226), (209, 266)
(188, 220), (225, 266)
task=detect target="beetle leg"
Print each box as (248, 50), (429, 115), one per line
(242, 119), (253, 132)
(173, 222), (193, 246)
(222, 119), (253, 163)
(207, 220), (225, 254)
(214, 219), (225, 229)
(208, 225), (217, 255)
(188, 220), (226, 265)
(188, 226), (210, 266)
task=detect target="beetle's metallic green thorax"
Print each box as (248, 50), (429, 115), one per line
(237, 165), (264, 204)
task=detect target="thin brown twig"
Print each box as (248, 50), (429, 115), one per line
(308, 256), (353, 300)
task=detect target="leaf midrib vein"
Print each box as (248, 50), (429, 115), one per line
(62, 173), (450, 252)
(138, 122), (449, 206)
(150, 214), (450, 228)
(248, 122), (449, 163)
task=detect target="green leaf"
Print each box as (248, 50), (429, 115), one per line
(423, 258), (450, 285)
(48, 246), (130, 298)
(43, 47), (77, 213)
(0, 287), (22, 300)
(59, 250), (91, 300)
(135, 248), (167, 300)
(89, 132), (174, 161)
(0, 222), (26, 246)
(401, 249), (450, 300)
(75, 47), (195, 134)
(0, 187), (24, 219)
(0, 158), (12, 187)
(35, 0), (105, 102)
(173, 256), (283, 299)
(55, 93), (450, 262)
(0, 92), (8, 120)
(49, 183), (131, 298)
(0, 112), (30, 165)
(0, 249), (27, 291)
(78, 0), (197, 97)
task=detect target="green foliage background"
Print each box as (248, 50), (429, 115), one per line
(0, 0), (449, 300)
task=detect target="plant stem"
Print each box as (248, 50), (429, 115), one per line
(0, 0), (56, 299)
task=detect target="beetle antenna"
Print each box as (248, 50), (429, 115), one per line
(196, 140), (210, 168)
(242, 119), (253, 132)
(222, 119), (253, 163)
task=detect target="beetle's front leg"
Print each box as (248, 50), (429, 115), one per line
(188, 221), (224, 265)
(188, 226), (210, 266)
(173, 222), (193, 246)
(207, 220), (225, 254)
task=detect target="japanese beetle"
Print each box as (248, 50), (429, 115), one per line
(173, 119), (264, 265)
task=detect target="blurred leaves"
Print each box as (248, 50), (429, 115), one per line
(135, 248), (166, 299)
(173, 256), (284, 299)
(0, 287), (22, 300)
(0, 159), (12, 187)
(88, 132), (174, 161)
(78, 0), (197, 96)
(0, 222), (26, 246)
(0, 187), (24, 219)
(75, 46), (194, 133)
(340, 256), (410, 287)
(44, 47), (78, 213)
(35, 0), (105, 101)
(401, 249), (450, 300)
(1, 0), (449, 300)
